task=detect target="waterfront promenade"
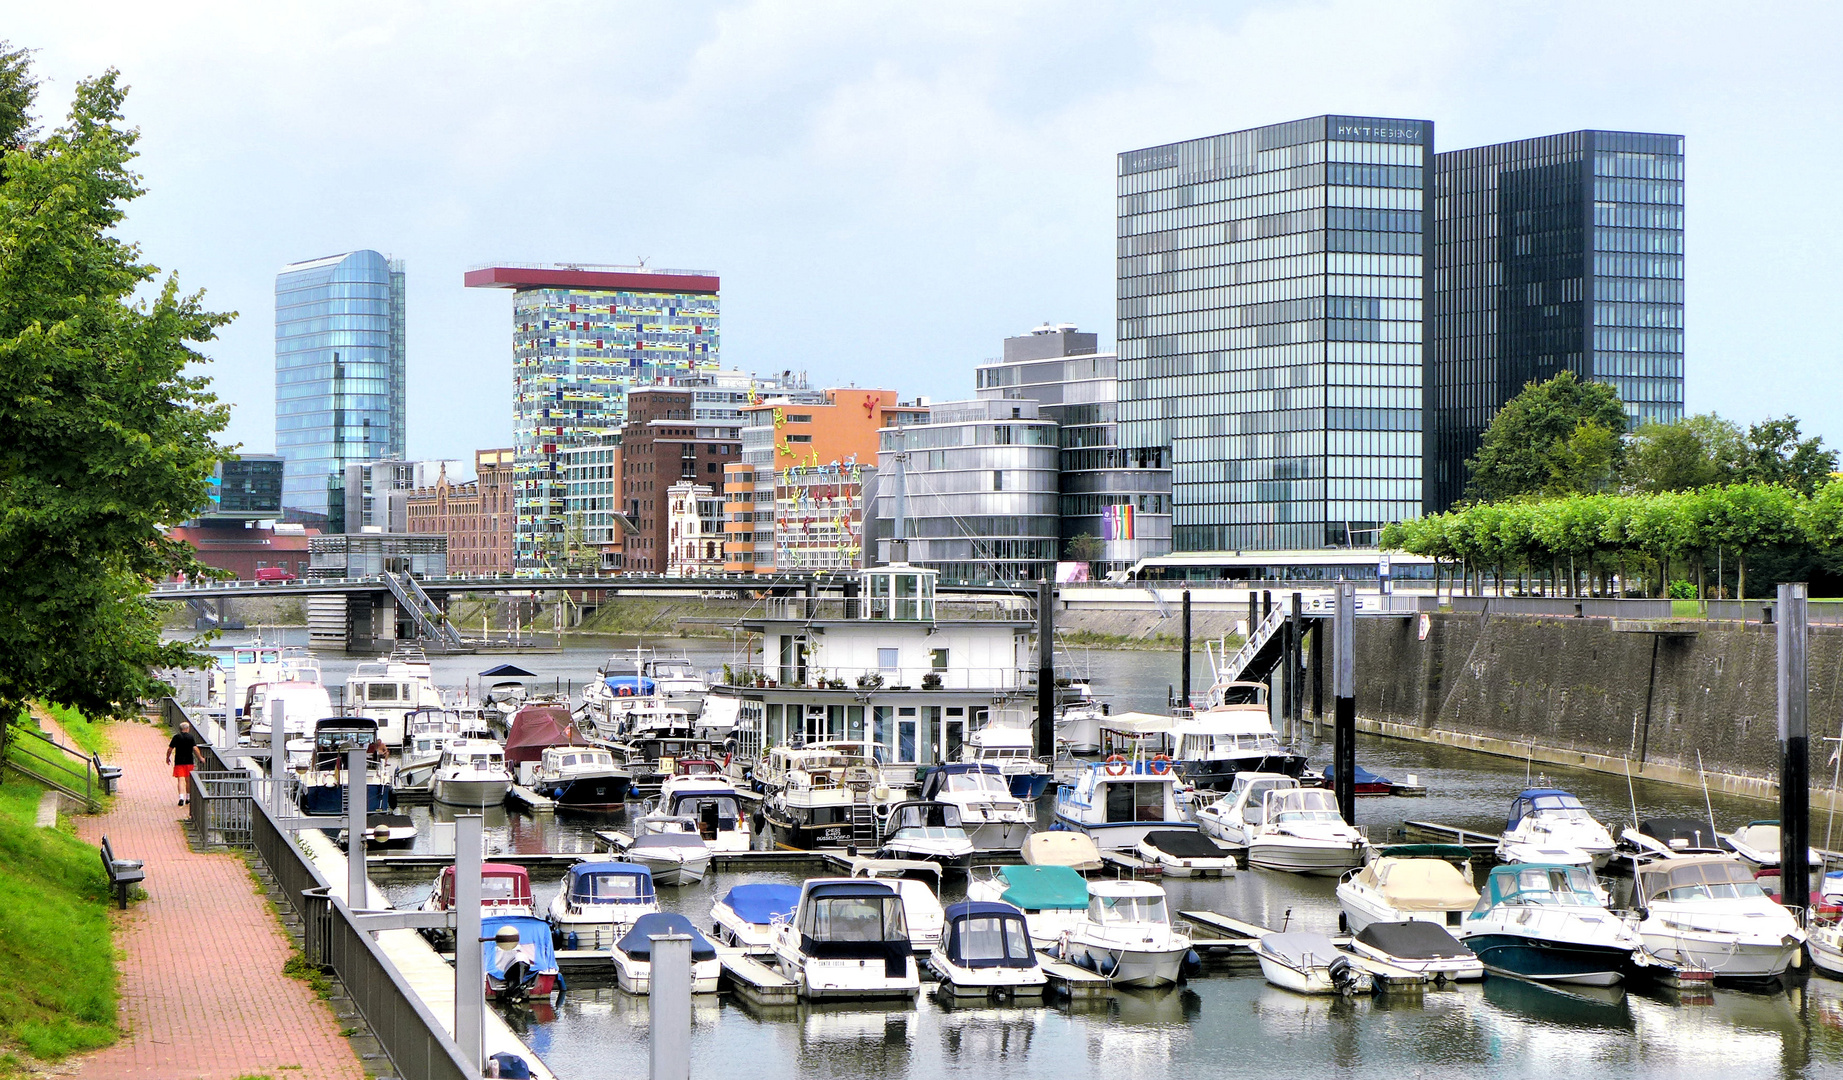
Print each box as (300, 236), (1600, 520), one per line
(68, 720), (363, 1080)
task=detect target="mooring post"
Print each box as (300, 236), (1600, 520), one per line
(649, 933), (694, 1080)
(1036, 579), (1055, 759)
(222, 661), (238, 748)
(1263, 589), (1272, 621)
(269, 699), (287, 820)
(1778, 582), (1811, 916)
(1180, 590), (1192, 711)
(1334, 582), (1356, 824)
(1311, 621), (1324, 736)
(345, 747), (368, 908)
(1290, 592), (1304, 739)
(1246, 592), (1257, 641)
(454, 813), (484, 1074)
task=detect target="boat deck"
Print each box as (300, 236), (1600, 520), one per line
(1179, 909), (1428, 989)
(718, 946), (799, 1005)
(507, 784), (557, 811)
(1033, 951), (1112, 998)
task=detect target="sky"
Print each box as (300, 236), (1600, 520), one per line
(8, 1), (1840, 471)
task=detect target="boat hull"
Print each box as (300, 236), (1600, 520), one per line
(1809, 927), (1843, 978)
(298, 782), (393, 816)
(780, 954), (921, 1000)
(965, 820), (1031, 853)
(627, 853), (709, 887)
(1050, 815), (1195, 852)
(537, 774), (632, 810)
(1065, 941), (1188, 988)
(1177, 753), (1308, 791)
(613, 954), (721, 995)
(1639, 929), (1802, 980)
(925, 956), (1047, 996)
(1247, 838), (1367, 877)
(1006, 773), (1053, 801)
(432, 778), (511, 807)
(1462, 932), (1630, 986)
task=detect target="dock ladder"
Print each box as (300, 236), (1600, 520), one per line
(384, 572), (466, 651)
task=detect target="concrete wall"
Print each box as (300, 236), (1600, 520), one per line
(1353, 612), (1843, 802)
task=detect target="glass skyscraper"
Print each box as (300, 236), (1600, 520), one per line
(1118, 115), (1433, 551)
(464, 264), (719, 568)
(1429, 130), (1685, 511)
(274, 250), (406, 527)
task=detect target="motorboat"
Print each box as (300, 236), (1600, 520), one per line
(246, 679), (330, 743)
(1135, 830), (1237, 878)
(1457, 864), (1646, 986)
(503, 704), (587, 778)
(965, 864), (1089, 948)
(758, 741), (901, 849)
(1054, 683), (1108, 755)
(1245, 788), (1370, 876)
(771, 878), (921, 1000)
(547, 861), (658, 951)
(710, 882), (801, 955)
(345, 655), (445, 746)
(481, 915), (563, 1002)
(964, 723), (1053, 801)
(611, 912), (721, 994)
(878, 801), (975, 867)
(622, 828), (712, 887)
(928, 901), (1047, 998)
(1722, 820), (1820, 875)
(421, 863), (536, 945)
(294, 718), (394, 818)
(1054, 879), (1192, 989)
(1251, 931), (1374, 996)
(483, 680), (530, 721)
(850, 857), (946, 955)
(1021, 831), (1103, 873)
(529, 745), (631, 810)
(400, 707), (478, 773)
(1630, 854), (1806, 980)
(1165, 683), (1307, 790)
(616, 734), (730, 800)
(1618, 817), (1725, 860)
(1808, 920), (1843, 979)
(1321, 762), (1394, 796)
(1051, 753), (1195, 851)
(430, 739), (512, 807)
(919, 764), (1031, 852)
(658, 757), (730, 800)
(1194, 772), (1300, 848)
(1348, 921), (1483, 982)
(1497, 788), (1617, 868)
(650, 785), (750, 852)
(1337, 844), (1479, 932)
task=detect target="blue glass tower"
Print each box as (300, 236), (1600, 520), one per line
(274, 250), (406, 526)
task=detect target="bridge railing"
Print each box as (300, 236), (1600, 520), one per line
(720, 664), (1034, 692)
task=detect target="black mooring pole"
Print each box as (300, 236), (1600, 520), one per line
(1311, 620), (1324, 734)
(1334, 582), (1356, 824)
(1037, 579), (1055, 760)
(1290, 592), (1304, 738)
(1180, 590), (1192, 710)
(1779, 582), (1810, 915)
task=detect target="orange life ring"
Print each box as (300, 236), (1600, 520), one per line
(1104, 754), (1129, 777)
(1150, 754), (1172, 775)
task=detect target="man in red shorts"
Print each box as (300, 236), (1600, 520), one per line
(166, 720), (200, 806)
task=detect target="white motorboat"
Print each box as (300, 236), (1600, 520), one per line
(1722, 820), (1820, 876)
(928, 900), (1047, 998)
(710, 883), (802, 955)
(1618, 817), (1726, 860)
(771, 878), (921, 1000)
(878, 801), (975, 867)
(1052, 753), (1195, 851)
(1251, 931), (1374, 996)
(1348, 921), (1483, 982)
(1808, 921), (1843, 979)
(850, 857), (946, 955)
(622, 827), (712, 887)
(611, 912), (722, 994)
(546, 861), (658, 951)
(1193, 772), (1300, 847)
(919, 764), (1031, 853)
(1021, 830), (1103, 872)
(430, 739), (512, 807)
(965, 864), (1089, 948)
(529, 745), (631, 810)
(1164, 683), (1307, 790)
(246, 679), (330, 743)
(757, 742), (901, 849)
(1245, 788), (1370, 876)
(1054, 682), (1108, 755)
(964, 722), (1053, 801)
(1631, 855), (1806, 980)
(1457, 864), (1647, 986)
(1337, 844), (1480, 932)
(658, 757), (730, 800)
(1496, 788), (1617, 869)
(420, 863), (536, 946)
(1136, 830), (1237, 878)
(346, 655), (445, 746)
(651, 784), (751, 853)
(1055, 879), (1192, 989)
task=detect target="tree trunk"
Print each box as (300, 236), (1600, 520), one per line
(1737, 554), (1746, 604)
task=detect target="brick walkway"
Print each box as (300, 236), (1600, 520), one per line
(68, 720), (364, 1080)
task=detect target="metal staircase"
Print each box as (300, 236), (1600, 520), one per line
(384, 572), (465, 651)
(1214, 603), (1289, 686)
(850, 801), (880, 848)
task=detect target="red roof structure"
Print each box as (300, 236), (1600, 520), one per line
(463, 265), (719, 294)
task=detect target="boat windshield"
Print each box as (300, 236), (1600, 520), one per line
(960, 915), (1033, 962)
(1642, 860), (1769, 903)
(574, 873), (649, 902)
(1275, 808), (1344, 825)
(807, 895), (908, 942)
(1489, 867), (1599, 909)
(482, 876), (521, 900)
(1530, 795), (1592, 821)
(943, 773), (1010, 795)
(1088, 893), (1168, 926)
(897, 827), (966, 841)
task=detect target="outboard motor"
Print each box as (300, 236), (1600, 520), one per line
(1327, 955), (1365, 997)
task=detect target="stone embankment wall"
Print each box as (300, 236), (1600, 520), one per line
(1353, 612), (1843, 802)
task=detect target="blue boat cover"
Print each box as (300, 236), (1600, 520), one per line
(617, 913), (718, 960)
(1321, 763), (1392, 786)
(481, 915), (559, 980)
(604, 676), (656, 696)
(564, 861), (655, 904)
(941, 900), (1036, 969)
(479, 663), (536, 678)
(721, 883), (800, 926)
(996, 865), (1088, 910)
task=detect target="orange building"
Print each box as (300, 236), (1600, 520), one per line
(724, 389), (927, 574)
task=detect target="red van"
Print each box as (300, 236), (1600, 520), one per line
(254, 567), (297, 583)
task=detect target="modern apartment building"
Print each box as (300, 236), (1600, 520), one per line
(1118, 115), (1433, 551)
(464, 263), (720, 567)
(619, 388), (741, 574)
(976, 324), (1173, 574)
(560, 436), (629, 570)
(1428, 130), (1685, 510)
(275, 250), (406, 527)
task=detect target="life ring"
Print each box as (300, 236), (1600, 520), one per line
(1150, 754), (1172, 775)
(1104, 754), (1129, 777)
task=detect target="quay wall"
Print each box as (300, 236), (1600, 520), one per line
(1352, 612), (1843, 803)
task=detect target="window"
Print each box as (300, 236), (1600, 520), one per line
(931, 648), (948, 670)
(787, 414), (812, 424)
(993, 471), (1004, 491)
(788, 434), (811, 443)
(878, 648), (899, 671)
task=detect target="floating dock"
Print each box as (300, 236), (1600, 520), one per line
(506, 784), (556, 812)
(1034, 952), (1112, 998)
(718, 946), (800, 1005)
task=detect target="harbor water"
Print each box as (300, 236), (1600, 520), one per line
(239, 631), (1843, 1077)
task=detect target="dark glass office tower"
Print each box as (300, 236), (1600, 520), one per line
(1118, 115), (1433, 551)
(1429, 130), (1684, 511)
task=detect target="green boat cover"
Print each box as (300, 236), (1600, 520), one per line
(1375, 844), (1474, 861)
(998, 865), (1089, 910)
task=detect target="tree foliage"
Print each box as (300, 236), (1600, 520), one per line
(1464, 371), (1629, 502)
(1065, 533), (1103, 567)
(0, 50), (232, 721)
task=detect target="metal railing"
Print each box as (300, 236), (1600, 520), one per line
(758, 595), (1033, 622)
(721, 664), (1033, 691)
(186, 771), (255, 849)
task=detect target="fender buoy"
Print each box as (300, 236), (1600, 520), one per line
(1104, 754), (1129, 777)
(1150, 754), (1172, 775)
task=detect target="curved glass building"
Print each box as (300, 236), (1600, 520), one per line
(275, 250), (406, 526)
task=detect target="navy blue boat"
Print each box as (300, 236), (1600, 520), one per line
(1457, 864), (1643, 987)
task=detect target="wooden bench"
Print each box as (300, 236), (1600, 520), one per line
(92, 754), (122, 796)
(100, 835), (145, 909)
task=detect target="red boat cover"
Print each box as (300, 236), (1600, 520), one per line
(504, 705), (583, 765)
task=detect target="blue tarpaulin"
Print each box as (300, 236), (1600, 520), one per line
(720, 883), (800, 927)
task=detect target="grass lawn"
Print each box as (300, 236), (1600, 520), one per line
(5, 710), (102, 804)
(39, 704), (111, 757)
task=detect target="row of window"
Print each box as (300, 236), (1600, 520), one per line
(1117, 135), (1423, 191)
(1593, 228), (1683, 254)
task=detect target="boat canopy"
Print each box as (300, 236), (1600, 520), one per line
(1476, 864), (1602, 911)
(1021, 831), (1103, 872)
(563, 862), (654, 905)
(480, 915), (559, 980)
(1355, 920), (1474, 961)
(1506, 789), (1591, 830)
(604, 676), (656, 697)
(1141, 830), (1232, 860)
(1637, 856), (1767, 903)
(1171, 709), (1285, 737)
(1257, 930), (1340, 968)
(617, 913), (718, 961)
(887, 801), (964, 832)
(799, 881), (911, 959)
(1637, 817), (1721, 852)
(941, 901), (1037, 969)
(920, 762), (1009, 800)
(995, 865), (1089, 911)
(1097, 712), (1175, 737)
(1322, 763), (1392, 786)
(719, 883), (800, 926)
(1365, 858), (1479, 910)
(504, 706), (582, 765)
(478, 664), (536, 678)
(1264, 788), (1343, 822)
(664, 790), (742, 826)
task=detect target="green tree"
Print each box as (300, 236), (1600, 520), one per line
(1065, 533), (1103, 569)
(1464, 371), (1629, 503)
(0, 54), (232, 723)
(1626, 417), (1725, 492)
(1740, 416), (1836, 495)
(1702, 484), (1800, 601)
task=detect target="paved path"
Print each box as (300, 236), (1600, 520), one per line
(68, 720), (364, 1080)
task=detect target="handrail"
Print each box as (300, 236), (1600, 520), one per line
(1217, 604), (1289, 685)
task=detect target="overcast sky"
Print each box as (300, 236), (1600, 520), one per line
(10, 1), (1840, 469)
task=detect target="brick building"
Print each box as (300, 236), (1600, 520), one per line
(620, 388), (739, 574)
(405, 448), (517, 573)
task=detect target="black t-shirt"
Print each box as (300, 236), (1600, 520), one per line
(169, 730), (199, 767)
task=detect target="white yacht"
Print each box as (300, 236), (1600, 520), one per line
(1496, 788), (1617, 868)
(246, 679), (330, 744)
(622, 825), (712, 887)
(1165, 683), (1307, 790)
(772, 878), (921, 1000)
(1630, 855), (1806, 979)
(711, 883), (802, 955)
(546, 861), (658, 951)
(1052, 754), (1196, 851)
(1055, 880), (1192, 988)
(648, 784), (750, 853)
(1458, 864), (1647, 986)
(1722, 820), (1820, 877)
(1245, 788), (1370, 876)
(1054, 685), (1108, 756)
(878, 801), (975, 867)
(430, 739), (512, 807)
(1337, 844), (1480, 932)
(928, 900), (1047, 998)
(849, 857), (946, 955)
(919, 764), (1031, 852)
(1194, 772), (1301, 847)
(346, 656), (445, 746)
(963, 723), (1053, 801)
(1617, 817), (1726, 860)
(1252, 931), (1374, 996)
(966, 864), (1089, 948)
